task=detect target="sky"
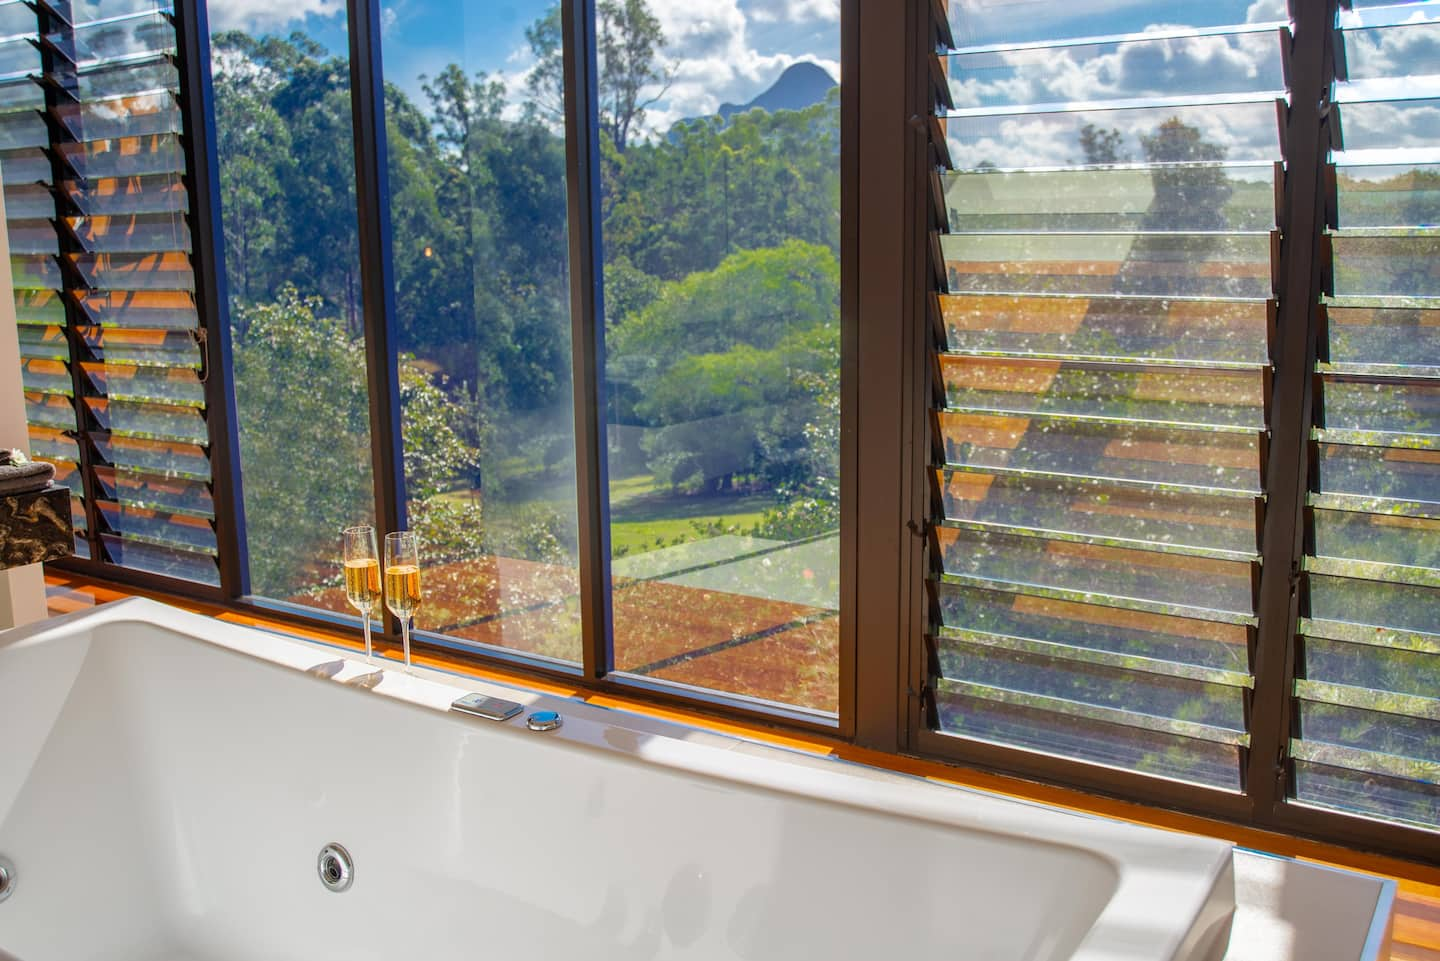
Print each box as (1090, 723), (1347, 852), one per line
(206, 0), (1440, 164)
(208, 0), (840, 134)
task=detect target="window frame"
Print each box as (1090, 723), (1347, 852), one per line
(36, 0), (1438, 864)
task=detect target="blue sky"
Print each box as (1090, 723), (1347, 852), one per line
(209, 0), (840, 132)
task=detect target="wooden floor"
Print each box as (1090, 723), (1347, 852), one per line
(38, 571), (1440, 960)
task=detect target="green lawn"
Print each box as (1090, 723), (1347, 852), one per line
(433, 470), (780, 557)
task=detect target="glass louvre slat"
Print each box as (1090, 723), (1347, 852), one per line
(942, 232), (1274, 299)
(93, 465), (212, 517)
(66, 212), (190, 253)
(947, 102), (1282, 172)
(57, 134), (184, 179)
(7, 217), (59, 254)
(1297, 699), (1440, 764)
(937, 411), (1263, 493)
(945, 32), (1282, 112)
(81, 326), (199, 368)
(64, 173), (187, 215)
(20, 357), (70, 395)
(1309, 574), (1439, 646)
(85, 396), (206, 445)
(0, 110), (46, 150)
(5, 184), (58, 219)
(14, 290), (65, 325)
(940, 294), (1271, 365)
(26, 428), (79, 467)
(1325, 304), (1440, 368)
(0, 37), (37, 77)
(945, 166), (1277, 233)
(98, 533), (217, 586)
(24, 391), (75, 430)
(1303, 617), (1440, 655)
(1316, 443), (1440, 506)
(80, 361), (202, 406)
(0, 147), (52, 184)
(10, 254), (61, 290)
(935, 469), (1260, 556)
(935, 581), (1251, 673)
(52, 91), (181, 143)
(933, 684), (1243, 789)
(93, 434), (208, 481)
(1331, 234), (1440, 300)
(937, 525), (1255, 618)
(935, 624), (1251, 687)
(935, 675), (1246, 746)
(73, 290), (197, 328)
(1339, 99), (1440, 153)
(68, 2), (175, 23)
(1304, 638), (1440, 703)
(940, 355), (1266, 428)
(1336, 164), (1440, 230)
(97, 501), (215, 554)
(17, 324), (68, 361)
(0, 3), (35, 35)
(75, 59), (177, 100)
(947, 5), (1283, 51)
(1313, 508), (1440, 570)
(1293, 759), (1439, 828)
(69, 252), (194, 291)
(49, 13), (175, 67)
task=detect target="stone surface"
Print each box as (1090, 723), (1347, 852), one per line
(0, 483), (73, 570)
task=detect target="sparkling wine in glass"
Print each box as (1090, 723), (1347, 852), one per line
(384, 531), (422, 674)
(342, 525), (381, 666)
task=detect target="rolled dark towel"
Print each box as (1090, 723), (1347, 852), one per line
(0, 449), (55, 496)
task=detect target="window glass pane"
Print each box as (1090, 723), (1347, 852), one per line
(208, 3), (374, 608)
(598, 2), (841, 713)
(378, 0), (583, 663)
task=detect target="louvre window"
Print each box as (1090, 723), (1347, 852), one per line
(7, 1), (224, 583)
(925, 2), (1289, 789)
(1291, 1), (1440, 829)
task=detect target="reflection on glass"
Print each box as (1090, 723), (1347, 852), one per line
(600, 5), (841, 713)
(378, 0), (582, 663)
(207, 4), (374, 608)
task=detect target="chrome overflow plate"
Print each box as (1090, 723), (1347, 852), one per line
(0, 856), (15, 903)
(317, 843), (353, 893)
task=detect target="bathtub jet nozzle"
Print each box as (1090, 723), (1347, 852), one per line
(317, 844), (353, 893)
(0, 856), (15, 903)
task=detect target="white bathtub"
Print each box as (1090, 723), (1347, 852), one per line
(0, 598), (1237, 961)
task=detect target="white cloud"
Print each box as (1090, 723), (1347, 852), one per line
(495, 0), (839, 137)
(749, 0), (840, 25)
(207, 0), (344, 32)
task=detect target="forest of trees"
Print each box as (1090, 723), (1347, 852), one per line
(211, 6), (841, 598)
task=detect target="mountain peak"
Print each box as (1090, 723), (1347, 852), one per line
(717, 62), (837, 120)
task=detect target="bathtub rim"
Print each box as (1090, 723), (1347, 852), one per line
(1, 596), (1237, 961)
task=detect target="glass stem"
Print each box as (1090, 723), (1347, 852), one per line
(402, 617), (412, 674)
(362, 611), (373, 666)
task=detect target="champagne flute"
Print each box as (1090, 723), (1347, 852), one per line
(383, 531), (422, 674)
(341, 525), (381, 666)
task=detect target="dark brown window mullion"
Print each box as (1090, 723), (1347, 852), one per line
(1246, 0), (1338, 824)
(849, 0), (923, 752)
(560, 0), (614, 682)
(346, 0), (408, 640)
(173, 0), (250, 599)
